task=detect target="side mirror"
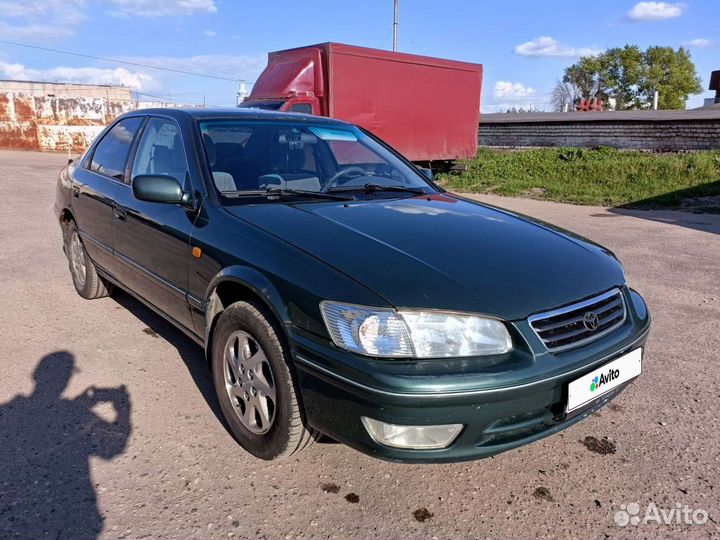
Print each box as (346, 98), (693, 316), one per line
(132, 175), (184, 204)
(419, 167), (433, 181)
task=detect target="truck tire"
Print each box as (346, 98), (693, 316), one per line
(65, 221), (113, 299)
(211, 300), (317, 460)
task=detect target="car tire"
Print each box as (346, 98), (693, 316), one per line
(65, 221), (113, 299)
(211, 300), (317, 460)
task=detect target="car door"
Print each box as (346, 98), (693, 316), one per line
(71, 117), (144, 278)
(113, 116), (198, 333)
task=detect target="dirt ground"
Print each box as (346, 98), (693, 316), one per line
(0, 149), (718, 539)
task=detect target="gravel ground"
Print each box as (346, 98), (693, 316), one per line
(0, 149), (718, 540)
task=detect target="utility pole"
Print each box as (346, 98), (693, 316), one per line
(393, 0), (399, 51)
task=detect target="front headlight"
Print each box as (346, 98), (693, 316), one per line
(320, 302), (512, 358)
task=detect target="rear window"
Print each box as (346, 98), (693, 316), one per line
(90, 117), (143, 180)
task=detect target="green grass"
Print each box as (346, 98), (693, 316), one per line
(436, 147), (720, 209)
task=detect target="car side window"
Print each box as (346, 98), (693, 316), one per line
(89, 117), (143, 180)
(131, 118), (189, 188)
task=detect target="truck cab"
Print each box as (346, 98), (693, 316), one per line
(241, 46), (325, 115)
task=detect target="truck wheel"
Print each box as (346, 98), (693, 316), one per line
(211, 300), (316, 460)
(65, 222), (113, 299)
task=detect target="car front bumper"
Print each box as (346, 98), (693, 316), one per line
(290, 287), (651, 463)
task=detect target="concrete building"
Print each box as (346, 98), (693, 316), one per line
(0, 80), (212, 151)
(0, 80), (138, 151)
(0, 80), (133, 101)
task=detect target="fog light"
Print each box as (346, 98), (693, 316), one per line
(361, 417), (463, 449)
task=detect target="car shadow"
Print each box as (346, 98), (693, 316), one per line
(110, 290), (337, 446)
(609, 180), (720, 235)
(0, 351), (131, 540)
(110, 290), (226, 425)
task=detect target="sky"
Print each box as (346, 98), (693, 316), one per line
(0, 0), (717, 111)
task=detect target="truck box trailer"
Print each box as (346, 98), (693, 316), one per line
(241, 42), (483, 163)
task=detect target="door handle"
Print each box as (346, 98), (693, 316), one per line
(114, 206), (127, 222)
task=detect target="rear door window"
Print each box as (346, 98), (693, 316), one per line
(89, 117), (143, 180)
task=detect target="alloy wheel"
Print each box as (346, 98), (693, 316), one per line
(223, 330), (277, 434)
(69, 231), (86, 288)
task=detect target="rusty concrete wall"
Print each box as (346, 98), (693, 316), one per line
(0, 92), (135, 151)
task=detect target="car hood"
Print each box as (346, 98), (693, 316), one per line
(225, 194), (624, 320)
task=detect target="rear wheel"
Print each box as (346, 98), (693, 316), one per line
(65, 222), (113, 299)
(211, 300), (316, 460)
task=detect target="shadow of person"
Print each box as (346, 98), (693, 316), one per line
(0, 351), (131, 540)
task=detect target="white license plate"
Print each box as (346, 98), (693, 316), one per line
(566, 348), (642, 413)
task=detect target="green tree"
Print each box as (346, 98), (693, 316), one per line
(561, 45), (702, 110)
(640, 46), (703, 109)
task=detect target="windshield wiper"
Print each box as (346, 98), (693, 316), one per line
(327, 183), (426, 195)
(265, 187), (353, 200)
(221, 187), (351, 200)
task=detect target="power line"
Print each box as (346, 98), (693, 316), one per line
(134, 91), (221, 107)
(0, 39), (241, 82)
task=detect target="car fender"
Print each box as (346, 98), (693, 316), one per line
(203, 265), (290, 353)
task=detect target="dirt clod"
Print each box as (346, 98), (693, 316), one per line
(344, 493), (359, 503)
(413, 508), (434, 522)
(320, 482), (340, 494)
(532, 486), (553, 502)
(581, 436), (616, 455)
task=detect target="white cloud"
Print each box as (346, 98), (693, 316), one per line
(121, 54), (266, 80)
(0, 21), (75, 41)
(106, 0), (217, 17)
(494, 81), (535, 99)
(204, 30), (216, 37)
(0, 0), (87, 26)
(682, 38), (712, 48)
(0, 52), (265, 94)
(627, 2), (685, 21)
(0, 61), (159, 91)
(0, 0), (217, 39)
(0, 0), (86, 40)
(514, 36), (602, 58)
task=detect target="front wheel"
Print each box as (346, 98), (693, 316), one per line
(65, 222), (113, 299)
(211, 300), (316, 460)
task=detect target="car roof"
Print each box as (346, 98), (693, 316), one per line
(121, 107), (353, 126)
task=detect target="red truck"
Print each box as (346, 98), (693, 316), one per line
(240, 42), (483, 165)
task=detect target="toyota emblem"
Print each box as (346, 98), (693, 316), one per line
(582, 311), (600, 331)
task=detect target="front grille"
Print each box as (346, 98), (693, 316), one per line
(529, 288), (626, 352)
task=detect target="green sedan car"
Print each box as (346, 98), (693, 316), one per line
(55, 108), (650, 462)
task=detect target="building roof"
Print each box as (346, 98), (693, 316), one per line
(0, 79), (127, 89)
(481, 109), (720, 124)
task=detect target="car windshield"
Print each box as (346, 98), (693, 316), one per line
(198, 120), (437, 199)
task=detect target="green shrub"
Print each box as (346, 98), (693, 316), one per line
(436, 148), (720, 208)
